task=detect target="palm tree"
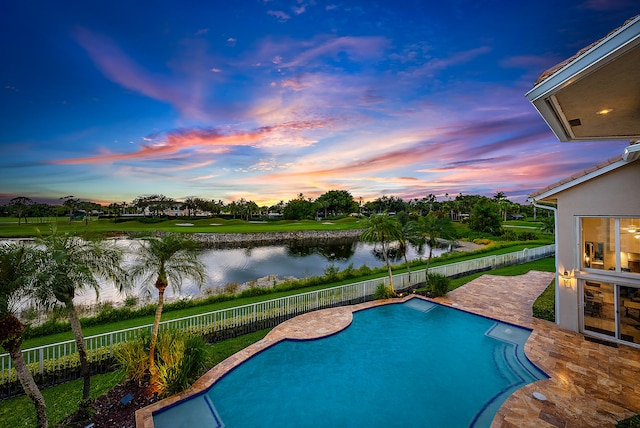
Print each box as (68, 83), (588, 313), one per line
(35, 232), (127, 401)
(360, 213), (401, 292)
(416, 213), (456, 282)
(397, 220), (420, 289)
(128, 234), (206, 371)
(0, 243), (48, 427)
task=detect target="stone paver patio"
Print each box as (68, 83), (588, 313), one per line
(137, 271), (640, 427)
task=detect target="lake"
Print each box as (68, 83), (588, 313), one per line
(72, 237), (445, 305)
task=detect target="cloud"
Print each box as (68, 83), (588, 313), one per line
(279, 36), (389, 68)
(73, 27), (207, 119)
(50, 120), (332, 165)
(268, 10), (291, 22)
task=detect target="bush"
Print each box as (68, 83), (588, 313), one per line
(501, 229), (518, 241)
(323, 263), (340, 281)
(373, 283), (396, 299)
(114, 334), (150, 385)
(532, 280), (555, 322)
(150, 331), (208, 397)
(428, 273), (450, 297)
(617, 415), (640, 427)
(517, 231), (539, 241)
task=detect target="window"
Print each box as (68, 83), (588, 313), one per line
(620, 218), (640, 273)
(581, 217), (640, 274)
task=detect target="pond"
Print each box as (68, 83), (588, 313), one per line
(73, 237), (446, 305)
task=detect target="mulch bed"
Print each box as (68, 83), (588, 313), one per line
(61, 381), (154, 428)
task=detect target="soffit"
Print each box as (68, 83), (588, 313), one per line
(526, 15), (640, 142)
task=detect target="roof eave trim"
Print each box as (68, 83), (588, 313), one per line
(530, 158), (629, 201)
(525, 15), (640, 103)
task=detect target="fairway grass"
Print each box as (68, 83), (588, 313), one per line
(0, 216), (363, 238)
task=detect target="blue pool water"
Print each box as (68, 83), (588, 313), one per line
(153, 300), (548, 427)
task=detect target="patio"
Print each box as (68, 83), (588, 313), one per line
(137, 270), (640, 427)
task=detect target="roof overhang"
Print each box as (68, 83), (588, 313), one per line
(526, 15), (640, 142)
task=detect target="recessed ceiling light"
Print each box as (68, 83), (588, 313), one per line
(596, 108), (613, 115)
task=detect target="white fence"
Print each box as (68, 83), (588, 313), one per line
(0, 245), (554, 396)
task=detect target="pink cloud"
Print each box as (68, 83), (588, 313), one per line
(50, 120), (332, 165)
(74, 27), (206, 119)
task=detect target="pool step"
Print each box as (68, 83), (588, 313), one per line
(403, 299), (437, 313)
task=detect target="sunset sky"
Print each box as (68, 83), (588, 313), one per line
(1, 1), (637, 207)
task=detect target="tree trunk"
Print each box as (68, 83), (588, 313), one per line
(403, 253), (412, 288)
(64, 299), (91, 400)
(425, 246), (434, 285)
(149, 284), (166, 370)
(9, 346), (48, 427)
(381, 241), (394, 292)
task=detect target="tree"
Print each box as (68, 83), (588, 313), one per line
(60, 195), (79, 224)
(34, 232), (127, 402)
(283, 196), (316, 220)
(128, 234), (206, 382)
(315, 190), (357, 217)
(416, 213), (456, 281)
(9, 197), (33, 225)
(360, 213), (401, 292)
(0, 244), (48, 428)
(396, 220), (420, 289)
(469, 197), (502, 235)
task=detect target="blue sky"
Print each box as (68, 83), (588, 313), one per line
(1, 0), (637, 206)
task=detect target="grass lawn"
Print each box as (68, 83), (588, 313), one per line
(0, 216), (363, 238)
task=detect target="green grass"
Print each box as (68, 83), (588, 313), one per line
(0, 216), (363, 238)
(0, 370), (124, 428)
(0, 330), (272, 428)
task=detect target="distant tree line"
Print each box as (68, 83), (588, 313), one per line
(1, 190), (552, 232)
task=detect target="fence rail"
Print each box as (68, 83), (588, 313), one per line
(0, 244), (554, 397)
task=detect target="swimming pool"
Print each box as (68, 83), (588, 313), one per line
(153, 299), (548, 427)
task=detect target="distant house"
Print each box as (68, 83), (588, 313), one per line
(527, 15), (640, 347)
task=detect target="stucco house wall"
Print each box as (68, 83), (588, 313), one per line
(544, 161), (640, 332)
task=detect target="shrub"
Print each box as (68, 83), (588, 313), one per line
(323, 263), (339, 281)
(532, 280), (555, 322)
(124, 296), (139, 309)
(150, 331), (208, 397)
(373, 283), (396, 299)
(224, 282), (240, 294)
(114, 334), (150, 385)
(617, 415), (640, 428)
(428, 273), (450, 297)
(517, 231), (539, 241)
(501, 229), (518, 241)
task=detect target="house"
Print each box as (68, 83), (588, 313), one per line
(527, 15), (640, 347)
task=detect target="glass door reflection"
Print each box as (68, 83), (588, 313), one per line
(583, 281), (615, 337)
(619, 286), (640, 344)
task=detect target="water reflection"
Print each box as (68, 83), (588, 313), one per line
(67, 238), (444, 305)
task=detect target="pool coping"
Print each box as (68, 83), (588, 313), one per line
(136, 271), (640, 427)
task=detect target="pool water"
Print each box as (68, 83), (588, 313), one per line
(153, 300), (548, 427)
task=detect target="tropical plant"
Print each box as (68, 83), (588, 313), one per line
(397, 220), (420, 289)
(34, 232), (127, 402)
(427, 273), (450, 297)
(416, 213), (456, 282)
(360, 213), (401, 292)
(0, 243), (48, 428)
(128, 234), (206, 375)
(469, 197), (502, 235)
